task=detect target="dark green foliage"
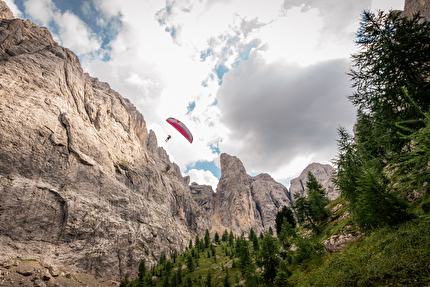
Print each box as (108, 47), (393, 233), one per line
(228, 230), (234, 246)
(354, 161), (412, 230)
(275, 206), (296, 235)
(294, 172), (330, 233)
(389, 88), (430, 196)
(205, 270), (212, 287)
(214, 232), (220, 244)
(195, 236), (200, 250)
(172, 250), (177, 263)
(278, 218), (296, 250)
(222, 229), (229, 242)
(204, 229), (211, 248)
(248, 227), (256, 242)
(223, 269), (231, 287)
(186, 254), (194, 271)
(349, 10), (430, 156)
(258, 232), (280, 285)
(268, 226), (274, 236)
(158, 252), (167, 266)
(138, 258), (146, 283)
(292, 236), (323, 264)
(119, 273), (129, 287)
(422, 202), (430, 214)
(165, 261), (172, 277)
(185, 277), (192, 287)
(252, 233), (259, 252)
(273, 270), (293, 287)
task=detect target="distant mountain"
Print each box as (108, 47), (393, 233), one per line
(289, 162), (339, 201)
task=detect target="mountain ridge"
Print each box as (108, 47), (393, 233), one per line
(0, 1), (335, 285)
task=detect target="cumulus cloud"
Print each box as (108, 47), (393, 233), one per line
(23, 0), (101, 56)
(184, 169), (219, 191)
(218, 51), (356, 176)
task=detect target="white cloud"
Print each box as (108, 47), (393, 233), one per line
(21, 0), (407, 188)
(185, 169), (219, 191)
(23, 0), (101, 56)
(54, 11), (101, 55)
(23, 0), (55, 25)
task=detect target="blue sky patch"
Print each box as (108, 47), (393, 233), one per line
(200, 48), (212, 61)
(14, 0), (122, 60)
(185, 160), (221, 179)
(186, 101), (196, 114)
(215, 63), (229, 85)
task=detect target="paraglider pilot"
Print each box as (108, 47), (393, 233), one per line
(165, 135), (171, 142)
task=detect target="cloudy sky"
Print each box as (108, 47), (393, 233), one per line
(5, 0), (405, 190)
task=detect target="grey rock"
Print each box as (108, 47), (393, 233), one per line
(0, 4), (210, 283)
(289, 162), (339, 201)
(215, 154), (292, 236)
(16, 267), (33, 276)
(403, 0), (430, 20)
(0, 0), (14, 19)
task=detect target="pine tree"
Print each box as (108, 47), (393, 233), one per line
(204, 229), (211, 248)
(275, 205), (296, 235)
(222, 229), (229, 242)
(258, 232), (280, 285)
(138, 258), (146, 285)
(214, 232), (220, 244)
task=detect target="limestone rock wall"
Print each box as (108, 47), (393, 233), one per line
(214, 154), (292, 236)
(289, 162), (339, 201)
(0, 2), (210, 284)
(403, 0), (430, 20)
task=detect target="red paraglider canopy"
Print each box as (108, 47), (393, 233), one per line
(166, 117), (193, 143)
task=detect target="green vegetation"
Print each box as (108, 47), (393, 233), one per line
(120, 10), (430, 286)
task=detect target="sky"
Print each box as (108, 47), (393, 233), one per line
(4, 0), (405, 191)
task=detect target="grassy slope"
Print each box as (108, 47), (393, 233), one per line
(126, 195), (430, 286)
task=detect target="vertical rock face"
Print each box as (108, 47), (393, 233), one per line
(215, 154), (292, 236)
(289, 163), (339, 201)
(0, 0), (13, 19)
(403, 0), (430, 20)
(0, 2), (211, 283)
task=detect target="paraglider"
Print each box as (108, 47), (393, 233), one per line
(166, 117), (193, 143)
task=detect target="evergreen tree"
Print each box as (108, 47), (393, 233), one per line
(165, 260), (172, 277)
(214, 232), (220, 244)
(204, 229), (211, 248)
(120, 273), (129, 287)
(278, 218), (296, 250)
(222, 229), (229, 242)
(293, 172), (330, 233)
(195, 235), (200, 251)
(275, 206), (296, 235)
(249, 227), (256, 242)
(186, 254), (194, 271)
(159, 252), (167, 266)
(223, 269), (231, 287)
(138, 258), (146, 285)
(228, 230), (234, 246)
(349, 10), (430, 156)
(205, 270), (212, 287)
(189, 239), (193, 249)
(258, 232), (280, 285)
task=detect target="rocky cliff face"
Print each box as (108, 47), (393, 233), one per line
(213, 154), (292, 236)
(403, 0), (430, 20)
(0, 1), (210, 284)
(289, 162), (339, 201)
